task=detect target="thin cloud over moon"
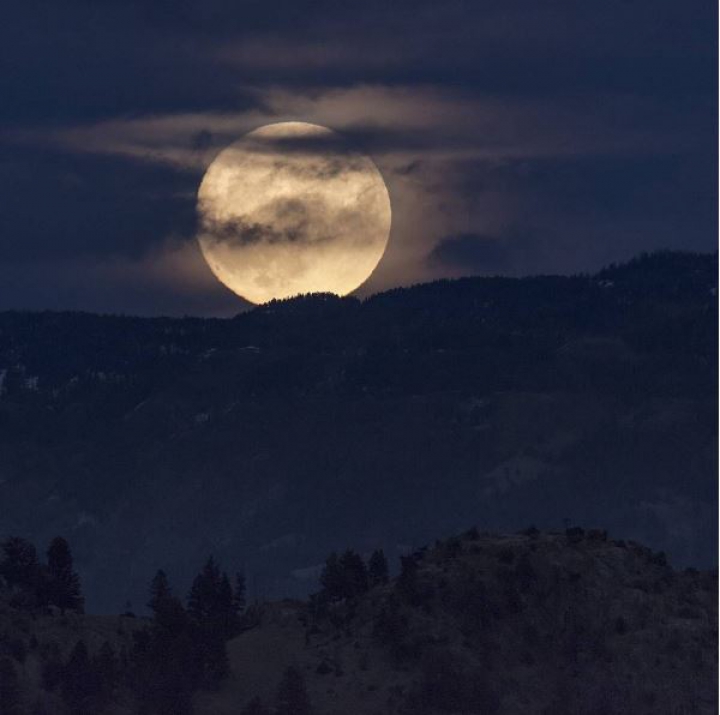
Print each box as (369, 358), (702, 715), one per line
(197, 122), (392, 304)
(0, 0), (713, 314)
(8, 84), (708, 297)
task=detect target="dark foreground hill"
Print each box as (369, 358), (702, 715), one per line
(0, 528), (717, 714)
(0, 251), (716, 611)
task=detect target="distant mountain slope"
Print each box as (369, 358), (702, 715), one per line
(0, 251), (716, 612)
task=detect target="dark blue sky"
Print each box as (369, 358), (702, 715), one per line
(0, 0), (716, 315)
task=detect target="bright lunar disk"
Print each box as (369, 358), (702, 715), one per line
(197, 122), (392, 304)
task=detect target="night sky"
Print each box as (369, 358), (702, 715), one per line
(1, 0), (716, 316)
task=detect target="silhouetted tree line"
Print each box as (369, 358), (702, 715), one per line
(39, 639), (120, 715)
(0, 534), (257, 714)
(0, 536), (83, 614)
(131, 559), (316, 715)
(310, 546), (425, 660)
(34, 557), (248, 715)
(131, 557), (247, 714)
(0, 533), (320, 715)
(0, 251), (712, 403)
(317, 548), (389, 604)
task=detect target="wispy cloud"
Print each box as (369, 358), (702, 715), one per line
(5, 81), (708, 296)
(8, 84), (700, 172)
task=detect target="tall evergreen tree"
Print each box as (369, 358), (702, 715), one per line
(148, 569), (171, 614)
(397, 555), (421, 605)
(338, 549), (369, 598)
(187, 557), (222, 622)
(134, 572), (198, 714)
(275, 666), (312, 715)
(187, 557), (231, 686)
(319, 552), (343, 602)
(1, 537), (39, 587)
(148, 570), (186, 632)
(368, 549), (389, 587)
(47, 537), (84, 613)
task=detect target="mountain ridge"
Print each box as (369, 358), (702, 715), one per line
(0, 527), (716, 714)
(0, 251), (716, 613)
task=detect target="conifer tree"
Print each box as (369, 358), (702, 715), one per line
(148, 569), (171, 613)
(338, 549), (369, 598)
(1, 537), (39, 588)
(47, 537), (84, 613)
(135, 572), (198, 714)
(368, 549), (389, 587)
(319, 552), (343, 601)
(148, 569), (187, 632)
(397, 555), (421, 605)
(188, 557), (222, 622)
(187, 557), (231, 686)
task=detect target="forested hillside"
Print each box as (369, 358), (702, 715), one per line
(0, 528), (716, 714)
(0, 251), (716, 612)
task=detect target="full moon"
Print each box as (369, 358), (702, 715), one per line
(197, 122), (392, 304)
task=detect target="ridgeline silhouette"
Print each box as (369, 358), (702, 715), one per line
(0, 251), (716, 613)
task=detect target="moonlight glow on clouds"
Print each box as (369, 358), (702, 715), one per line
(0, 0), (713, 315)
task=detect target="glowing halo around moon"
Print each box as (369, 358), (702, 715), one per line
(196, 122), (392, 304)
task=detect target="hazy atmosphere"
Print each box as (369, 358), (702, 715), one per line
(1, 0), (716, 314)
(0, 2), (716, 714)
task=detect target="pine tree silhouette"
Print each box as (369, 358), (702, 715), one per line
(368, 549), (389, 587)
(338, 549), (369, 598)
(0, 537), (39, 588)
(47, 537), (84, 613)
(320, 552), (343, 601)
(135, 571), (197, 714)
(187, 557), (232, 685)
(188, 557), (222, 622)
(148, 570), (186, 631)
